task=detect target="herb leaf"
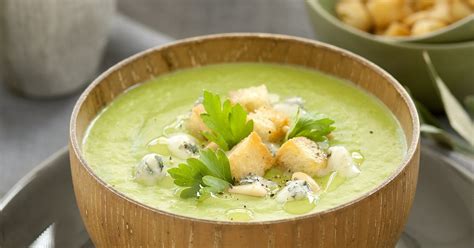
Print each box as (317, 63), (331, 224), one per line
(202, 176), (231, 193)
(198, 176), (232, 202)
(421, 124), (474, 155)
(198, 149), (233, 183)
(465, 95), (474, 116)
(286, 110), (335, 142)
(201, 91), (254, 150)
(423, 51), (474, 146)
(168, 163), (203, 187)
(168, 149), (234, 199)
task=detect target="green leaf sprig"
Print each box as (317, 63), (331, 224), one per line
(423, 51), (474, 146)
(200, 91), (254, 151)
(286, 110), (336, 142)
(168, 149), (234, 200)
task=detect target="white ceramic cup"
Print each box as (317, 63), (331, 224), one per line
(0, 0), (116, 98)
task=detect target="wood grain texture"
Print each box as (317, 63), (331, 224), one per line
(69, 33), (420, 248)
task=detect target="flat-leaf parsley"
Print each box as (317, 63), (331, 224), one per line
(168, 149), (234, 200)
(200, 91), (253, 151)
(286, 111), (335, 142)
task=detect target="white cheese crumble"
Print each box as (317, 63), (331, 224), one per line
(317, 146), (361, 178)
(134, 153), (167, 185)
(158, 133), (200, 160)
(275, 180), (317, 203)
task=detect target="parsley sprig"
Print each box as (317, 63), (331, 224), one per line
(286, 110), (336, 142)
(200, 91), (253, 151)
(168, 149), (234, 200)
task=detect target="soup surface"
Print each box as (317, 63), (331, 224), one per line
(83, 63), (406, 221)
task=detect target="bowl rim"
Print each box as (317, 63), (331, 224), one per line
(70, 33), (420, 225)
(306, 0), (474, 49)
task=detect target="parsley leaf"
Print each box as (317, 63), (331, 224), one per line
(286, 110), (336, 142)
(200, 91), (254, 151)
(168, 149), (233, 199)
(198, 175), (232, 201)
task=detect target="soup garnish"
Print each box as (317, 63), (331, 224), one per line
(140, 87), (360, 210)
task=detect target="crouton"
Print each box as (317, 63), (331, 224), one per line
(229, 85), (271, 112)
(367, 0), (412, 29)
(205, 142), (219, 151)
(336, 0), (373, 31)
(248, 107), (290, 143)
(468, 0), (474, 9)
(228, 132), (274, 180)
(413, 0), (435, 11)
(185, 104), (209, 139)
(275, 137), (328, 176)
(450, 0), (472, 22)
(411, 18), (447, 36)
(384, 22), (411, 36)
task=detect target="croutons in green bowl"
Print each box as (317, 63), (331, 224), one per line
(306, 0), (474, 112)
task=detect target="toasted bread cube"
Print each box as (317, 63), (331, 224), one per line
(185, 104), (209, 139)
(367, 0), (412, 29)
(450, 0), (472, 22)
(413, 0), (435, 10)
(248, 107), (290, 143)
(205, 141), (219, 151)
(411, 19), (447, 36)
(336, 0), (373, 31)
(275, 137), (328, 176)
(403, 10), (431, 26)
(468, 0), (474, 9)
(383, 22), (411, 36)
(229, 85), (271, 112)
(228, 132), (274, 180)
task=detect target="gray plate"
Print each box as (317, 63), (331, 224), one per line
(1, 142), (472, 247)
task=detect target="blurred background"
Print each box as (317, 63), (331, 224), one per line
(119, 0), (314, 38)
(0, 0), (472, 247)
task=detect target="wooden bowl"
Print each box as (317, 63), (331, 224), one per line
(69, 33), (420, 247)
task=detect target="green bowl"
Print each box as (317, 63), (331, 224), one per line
(306, 0), (474, 112)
